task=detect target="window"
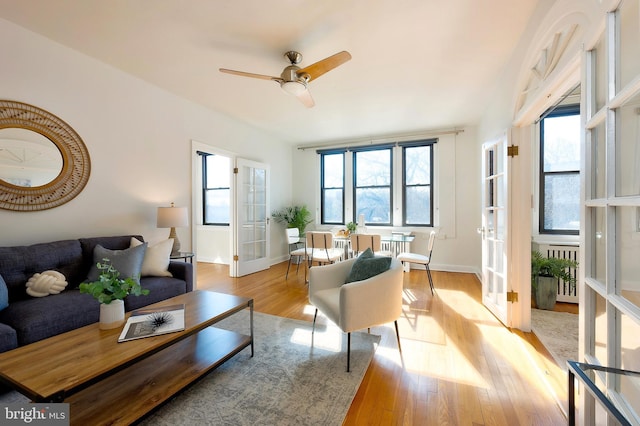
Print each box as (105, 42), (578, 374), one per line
(199, 152), (230, 225)
(403, 143), (433, 225)
(353, 146), (392, 225)
(319, 139), (435, 227)
(539, 104), (580, 234)
(320, 152), (344, 224)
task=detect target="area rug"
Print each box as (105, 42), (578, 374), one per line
(531, 308), (578, 369)
(0, 311), (378, 425)
(140, 310), (378, 425)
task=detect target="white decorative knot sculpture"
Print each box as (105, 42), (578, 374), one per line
(26, 270), (68, 297)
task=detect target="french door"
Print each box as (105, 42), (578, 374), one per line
(232, 158), (270, 277)
(580, 1), (640, 423)
(480, 133), (511, 326)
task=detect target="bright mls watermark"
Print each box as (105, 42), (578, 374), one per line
(1, 404), (69, 425)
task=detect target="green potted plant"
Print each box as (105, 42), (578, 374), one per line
(80, 259), (149, 329)
(272, 205), (313, 235)
(531, 250), (578, 310)
(346, 221), (357, 235)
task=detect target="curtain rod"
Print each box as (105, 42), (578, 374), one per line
(296, 128), (464, 151)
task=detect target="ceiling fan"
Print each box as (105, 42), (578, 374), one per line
(219, 50), (351, 108)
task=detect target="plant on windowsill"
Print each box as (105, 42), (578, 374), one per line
(272, 205), (313, 235)
(346, 221), (357, 235)
(80, 259), (150, 329)
(531, 251), (577, 310)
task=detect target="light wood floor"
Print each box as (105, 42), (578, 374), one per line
(196, 261), (568, 425)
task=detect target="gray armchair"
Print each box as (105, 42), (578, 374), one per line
(308, 256), (404, 371)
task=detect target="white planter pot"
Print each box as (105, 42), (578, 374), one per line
(100, 299), (125, 330)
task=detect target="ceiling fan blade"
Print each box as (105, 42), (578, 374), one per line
(219, 68), (280, 81)
(297, 89), (315, 108)
(297, 51), (352, 82)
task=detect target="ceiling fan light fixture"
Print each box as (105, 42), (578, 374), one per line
(280, 80), (307, 96)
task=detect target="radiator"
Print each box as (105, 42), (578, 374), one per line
(537, 244), (579, 303)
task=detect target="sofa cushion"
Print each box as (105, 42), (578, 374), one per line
(0, 323), (17, 352)
(0, 239), (84, 302)
(0, 290), (100, 346)
(87, 243), (147, 284)
(123, 276), (188, 311)
(130, 237), (173, 277)
(0, 275), (8, 311)
(79, 236), (144, 281)
(344, 248), (392, 284)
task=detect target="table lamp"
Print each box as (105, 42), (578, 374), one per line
(157, 202), (189, 255)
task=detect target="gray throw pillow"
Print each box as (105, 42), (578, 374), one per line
(0, 275), (8, 311)
(87, 243), (147, 284)
(344, 248), (392, 284)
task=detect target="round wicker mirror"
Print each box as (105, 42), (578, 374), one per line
(0, 100), (90, 211)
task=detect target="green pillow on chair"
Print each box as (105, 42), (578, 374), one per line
(344, 248), (392, 284)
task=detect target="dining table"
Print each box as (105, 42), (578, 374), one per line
(381, 233), (415, 257)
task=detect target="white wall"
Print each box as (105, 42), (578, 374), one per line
(291, 128), (482, 273)
(0, 18), (291, 261)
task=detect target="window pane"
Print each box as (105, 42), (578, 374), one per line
(323, 153), (343, 187)
(616, 91), (640, 196)
(543, 114), (581, 172)
(591, 207), (607, 284)
(205, 155), (230, 187)
(591, 122), (607, 199)
(323, 188), (343, 223)
(620, 309), (640, 419)
(355, 187), (390, 223)
(594, 35), (607, 112)
(355, 150), (391, 186)
(618, 0), (640, 92)
(205, 189), (230, 223)
(405, 146), (430, 184)
(616, 206), (640, 308)
(543, 174), (580, 231)
(354, 149), (391, 225)
(405, 186), (430, 224)
(593, 290), (608, 367)
(321, 153), (344, 224)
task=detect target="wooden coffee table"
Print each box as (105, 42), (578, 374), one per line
(0, 290), (253, 425)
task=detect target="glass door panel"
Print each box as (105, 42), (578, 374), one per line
(481, 135), (509, 326)
(618, 0), (640, 92)
(615, 91), (640, 196)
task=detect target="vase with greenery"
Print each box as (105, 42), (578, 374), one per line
(531, 250), (578, 310)
(346, 221), (357, 234)
(80, 259), (150, 329)
(272, 205), (313, 235)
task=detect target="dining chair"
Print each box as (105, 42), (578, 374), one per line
(285, 228), (308, 279)
(397, 231), (437, 294)
(349, 233), (391, 257)
(306, 231), (344, 266)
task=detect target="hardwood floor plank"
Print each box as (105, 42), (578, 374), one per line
(195, 261), (567, 425)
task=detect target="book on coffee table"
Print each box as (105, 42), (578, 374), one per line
(118, 304), (185, 342)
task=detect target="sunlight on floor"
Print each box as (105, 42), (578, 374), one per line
(290, 325), (345, 352)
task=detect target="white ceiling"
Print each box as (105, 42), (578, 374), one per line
(0, 0), (539, 145)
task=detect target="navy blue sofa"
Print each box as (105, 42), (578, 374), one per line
(0, 235), (194, 352)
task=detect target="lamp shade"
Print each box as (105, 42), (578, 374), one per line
(157, 205), (189, 228)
